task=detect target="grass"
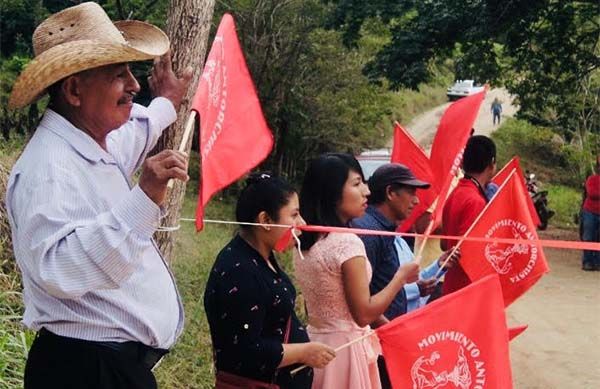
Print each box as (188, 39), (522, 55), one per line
(491, 118), (588, 231)
(388, 80), (452, 127)
(546, 184), (582, 229)
(154, 183), (302, 387)
(154, 194), (234, 388)
(0, 141), (34, 388)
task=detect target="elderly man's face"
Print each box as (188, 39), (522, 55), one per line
(76, 63), (140, 134)
(389, 186), (419, 223)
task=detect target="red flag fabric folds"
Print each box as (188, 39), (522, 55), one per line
(492, 156), (541, 227)
(429, 90), (486, 227)
(391, 122), (437, 232)
(191, 14), (274, 230)
(376, 274), (513, 389)
(460, 171), (549, 306)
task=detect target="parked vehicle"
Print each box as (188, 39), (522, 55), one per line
(526, 173), (555, 230)
(356, 149), (391, 180)
(446, 80), (485, 100)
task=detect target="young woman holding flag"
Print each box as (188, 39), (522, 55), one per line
(204, 173), (335, 388)
(294, 153), (420, 389)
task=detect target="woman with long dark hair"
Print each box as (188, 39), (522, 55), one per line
(294, 154), (419, 389)
(204, 173), (335, 388)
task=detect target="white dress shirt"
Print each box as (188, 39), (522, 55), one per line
(6, 97), (183, 349)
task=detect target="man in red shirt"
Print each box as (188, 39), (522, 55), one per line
(441, 135), (497, 294)
(581, 156), (600, 271)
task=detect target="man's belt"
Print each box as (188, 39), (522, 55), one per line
(38, 328), (169, 370)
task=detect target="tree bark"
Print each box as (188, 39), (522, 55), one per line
(153, 0), (216, 261)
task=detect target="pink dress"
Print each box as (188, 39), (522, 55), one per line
(294, 232), (381, 389)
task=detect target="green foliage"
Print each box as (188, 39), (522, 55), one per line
(504, 1), (600, 136)
(213, 0), (395, 180)
(102, 0), (170, 27)
(327, 0), (600, 140)
(0, 56), (42, 141)
(546, 184), (582, 229)
(0, 0), (47, 57)
(491, 118), (593, 229)
(492, 117), (598, 187)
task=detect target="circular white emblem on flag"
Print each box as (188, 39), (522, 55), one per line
(412, 331), (486, 389)
(483, 219), (538, 283)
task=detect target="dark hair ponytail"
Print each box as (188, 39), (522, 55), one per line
(299, 153), (364, 250)
(236, 172), (296, 228)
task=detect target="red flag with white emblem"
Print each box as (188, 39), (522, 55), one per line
(191, 14), (274, 230)
(376, 274), (513, 389)
(460, 171), (549, 306)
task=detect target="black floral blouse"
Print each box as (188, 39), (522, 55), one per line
(204, 234), (312, 388)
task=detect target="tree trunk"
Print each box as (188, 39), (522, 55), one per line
(153, 0), (216, 261)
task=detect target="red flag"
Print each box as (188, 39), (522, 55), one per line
(390, 122), (437, 232)
(492, 157), (541, 227)
(460, 171), (549, 306)
(192, 14), (274, 230)
(508, 325), (528, 341)
(429, 90), (487, 227)
(376, 274), (513, 389)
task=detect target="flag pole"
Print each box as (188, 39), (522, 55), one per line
(434, 169), (517, 278)
(413, 216), (435, 265)
(167, 110), (197, 189)
(290, 331), (377, 376)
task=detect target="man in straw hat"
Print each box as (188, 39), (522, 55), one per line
(5, 2), (193, 388)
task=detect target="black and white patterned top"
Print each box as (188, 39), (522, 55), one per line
(204, 234), (312, 388)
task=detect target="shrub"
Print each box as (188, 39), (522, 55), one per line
(492, 118), (595, 187)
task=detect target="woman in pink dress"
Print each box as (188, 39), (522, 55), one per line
(294, 153), (420, 389)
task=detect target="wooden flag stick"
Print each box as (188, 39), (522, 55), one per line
(290, 331), (377, 376)
(433, 169), (517, 279)
(414, 219), (434, 265)
(167, 111), (197, 189)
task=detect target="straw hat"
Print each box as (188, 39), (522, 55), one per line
(9, 2), (170, 109)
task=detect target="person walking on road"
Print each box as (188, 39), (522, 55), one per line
(491, 98), (503, 125)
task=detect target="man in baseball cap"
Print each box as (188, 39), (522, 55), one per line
(351, 163), (459, 389)
(6, 3), (193, 388)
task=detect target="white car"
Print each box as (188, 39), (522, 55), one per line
(446, 80), (485, 100)
(356, 149), (391, 180)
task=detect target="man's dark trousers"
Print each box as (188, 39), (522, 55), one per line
(25, 329), (160, 389)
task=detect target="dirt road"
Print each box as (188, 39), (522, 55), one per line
(393, 93), (599, 388)
(388, 88), (518, 152)
(508, 227), (600, 388)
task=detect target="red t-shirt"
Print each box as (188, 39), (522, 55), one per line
(583, 174), (600, 215)
(441, 178), (487, 295)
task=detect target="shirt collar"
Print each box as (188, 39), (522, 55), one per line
(460, 177), (488, 200)
(40, 109), (116, 164)
(365, 205), (397, 232)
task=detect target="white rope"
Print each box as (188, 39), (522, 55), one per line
(178, 218), (292, 229)
(291, 228), (305, 260)
(158, 218), (293, 232)
(164, 218), (307, 258)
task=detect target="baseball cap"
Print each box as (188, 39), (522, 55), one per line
(368, 163), (431, 191)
